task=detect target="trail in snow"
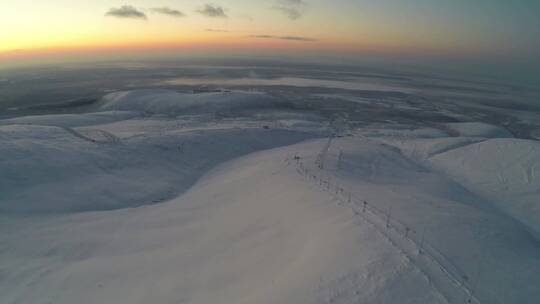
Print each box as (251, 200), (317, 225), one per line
(61, 126), (121, 144)
(290, 142), (484, 304)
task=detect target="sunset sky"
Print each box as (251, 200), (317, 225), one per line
(1, 0), (539, 67)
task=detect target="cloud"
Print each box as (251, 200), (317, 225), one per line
(151, 7), (185, 18)
(250, 35), (275, 39)
(272, 0), (307, 20)
(280, 35), (317, 41)
(249, 35), (317, 42)
(206, 28), (230, 32)
(197, 4), (228, 18)
(105, 5), (147, 19)
(272, 6), (302, 20)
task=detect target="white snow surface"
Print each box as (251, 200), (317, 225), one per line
(1, 90), (540, 304)
(428, 139), (540, 234)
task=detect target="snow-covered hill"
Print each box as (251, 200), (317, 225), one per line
(429, 138), (540, 235)
(0, 143), (451, 304)
(1, 90), (539, 304)
(0, 123), (311, 213)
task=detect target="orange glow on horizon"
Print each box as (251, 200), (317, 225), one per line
(0, 38), (496, 67)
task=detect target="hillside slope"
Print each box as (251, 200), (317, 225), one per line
(2, 90), (540, 304)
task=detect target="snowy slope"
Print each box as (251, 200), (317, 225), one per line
(2, 136), (539, 303)
(428, 138), (540, 235)
(1, 90), (540, 304)
(0, 90), (315, 213)
(0, 142), (454, 304)
(299, 136), (540, 304)
(372, 125), (540, 236)
(0, 123), (311, 213)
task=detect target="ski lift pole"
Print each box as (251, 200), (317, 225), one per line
(386, 206), (392, 229)
(419, 226), (426, 255)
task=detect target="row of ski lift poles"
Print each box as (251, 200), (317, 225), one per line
(297, 155), (427, 252)
(293, 143), (483, 304)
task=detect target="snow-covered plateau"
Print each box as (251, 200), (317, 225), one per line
(1, 89), (539, 304)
